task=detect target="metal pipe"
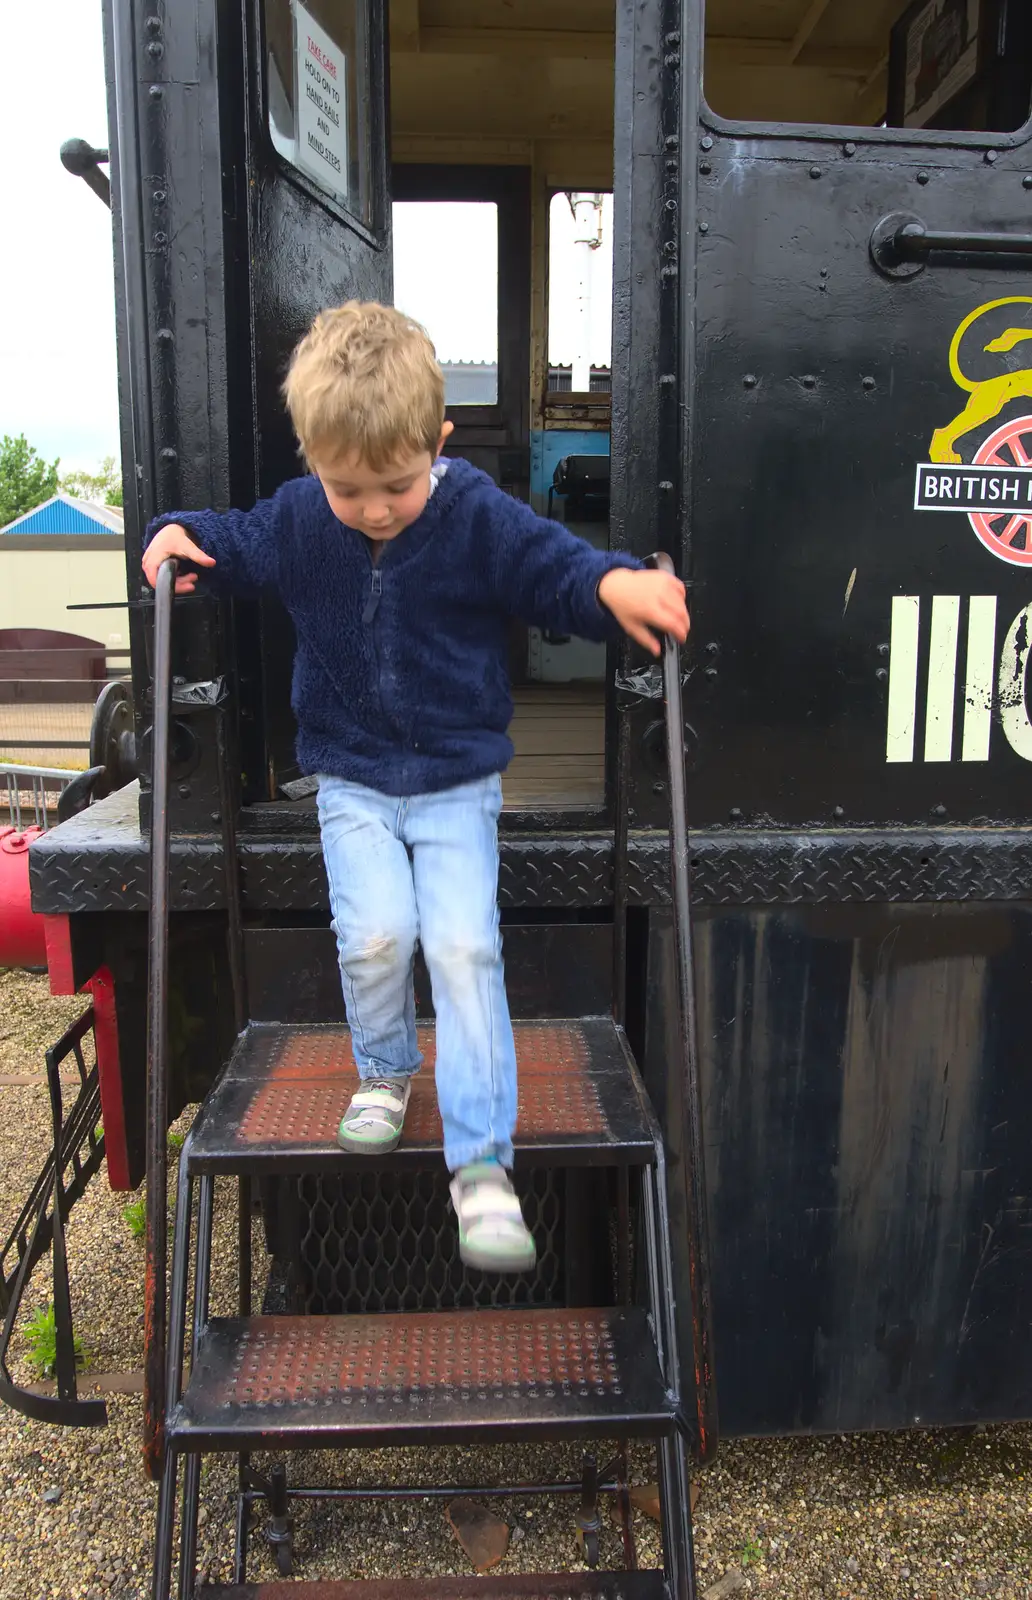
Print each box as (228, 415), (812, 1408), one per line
(652, 549), (718, 1466)
(143, 556), (177, 1481)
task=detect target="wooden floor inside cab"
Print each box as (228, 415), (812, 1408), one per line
(502, 685), (604, 811)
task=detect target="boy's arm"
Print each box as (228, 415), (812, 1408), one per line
(142, 493), (285, 595)
(484, 493), (689, 655)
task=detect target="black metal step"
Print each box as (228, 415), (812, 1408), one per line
(170, 1306), (675, 1451)
(187, 1019), (654, 1174)
(203, 1573), (667, 1598)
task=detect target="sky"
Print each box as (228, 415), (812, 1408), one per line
(0, 2), (613, 483)
(0, 3), (119, 474)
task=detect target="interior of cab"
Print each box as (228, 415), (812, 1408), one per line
(264, 0), (1031, 816)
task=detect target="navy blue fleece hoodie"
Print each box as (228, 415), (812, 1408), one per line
(145, 457), (641, 795)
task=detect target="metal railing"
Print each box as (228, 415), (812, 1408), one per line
(1, 764), (77, 831)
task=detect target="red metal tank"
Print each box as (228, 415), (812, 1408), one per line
(0, 825), (46, 967)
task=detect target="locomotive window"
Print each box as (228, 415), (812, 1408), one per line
(547, 192), (613, 396)
(702, 0), (1032, 133)
(264, 0), (375, 226)
(392, 202), (499, 407)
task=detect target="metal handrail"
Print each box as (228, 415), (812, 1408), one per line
(140, 557), (249, 1478)
(143, 557), (176, 1478)
(651, 550), (718, 1465)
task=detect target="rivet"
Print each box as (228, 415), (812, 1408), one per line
(152, 189), (167, 204)
(665, 198), (677, 211)
(149, 84), (163, 99)
(664, 31), (680, 46)
(160, 447), (178, 460)
(985, 150), (997, 164)
(833, 805), (845, 820)
(743, 374), (757, 388)
(146, 40), (163, 58)
(876, 667), (888, 682)
(659, 373), (676, 385)
(145, 14), (161, 30)
(661, 264), (678, 278)
(932, 803), (947, 817)
(156, 327), (173, 342)
(652, 782), (665, 795)
(658, 480), (673, 492)
(877, 643), (889, 656)
(664, 135), (679, 151)
(1024, 175), (1032, 189)
(705, 666), (718, 680)
(210, 811), (221, 824)
(917, 170), (930, 185)
(700, 135), (713, 151)
(843, 142), (856, 157)
(177, 783), (191, 799)
(802, 374), (816, 389)
(729, 807), (743, 822)
(705, 641), (719, 655)
(820, 267), (829, 278)
(153, 231), (168, 245)
(699, 161), (711, 175)
(862, 375), (876, 390)
(698, 220), (709, 232)
(809, 165), (822, 179)
(665, 158), (678, 172)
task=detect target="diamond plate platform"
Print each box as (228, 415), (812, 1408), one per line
(203, 1575), (668, 1598)
(170, 1307), (674, 1450)
(203, 1574), (668, 1599)
(187, 1019), (654, 1173)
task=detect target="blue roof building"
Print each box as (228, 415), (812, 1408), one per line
(0, 492), (124, 542)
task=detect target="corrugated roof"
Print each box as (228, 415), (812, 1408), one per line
(0, 492), (124, 538)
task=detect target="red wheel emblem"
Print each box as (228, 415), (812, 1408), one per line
(969, 415), (1032, 565)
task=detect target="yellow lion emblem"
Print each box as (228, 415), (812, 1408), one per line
(929, 296), (1032, 464)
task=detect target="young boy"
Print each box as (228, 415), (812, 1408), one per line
(143, 302), (688, 1274)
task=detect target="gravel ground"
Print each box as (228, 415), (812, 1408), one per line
(0, 968), (1029, 1599)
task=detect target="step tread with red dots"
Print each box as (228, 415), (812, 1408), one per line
(169, 1306), (674, 1450)
(185, 1018), (655, 1174)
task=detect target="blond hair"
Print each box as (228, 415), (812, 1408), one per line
(283, 302), (445, 470)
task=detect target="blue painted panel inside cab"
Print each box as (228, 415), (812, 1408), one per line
(530, 429), (610, 511)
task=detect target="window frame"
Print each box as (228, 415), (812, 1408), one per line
(255, 0), (389, 247)
(543, 185), (614, 423)
(392, 165), (531, 436)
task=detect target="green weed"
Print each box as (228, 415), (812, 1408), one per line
(168, 1130), (185, 1152)
(24, 1305), (84, 1379)
(741, 1537), (763, 1567)
(123, 1196), (147, 1239)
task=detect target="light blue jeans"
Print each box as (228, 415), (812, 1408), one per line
(316, 772), (517, 1170)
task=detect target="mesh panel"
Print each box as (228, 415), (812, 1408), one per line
(290, 1167), (565, 1314)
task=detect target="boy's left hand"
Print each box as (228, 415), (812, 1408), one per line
(598, 567), (690, 656)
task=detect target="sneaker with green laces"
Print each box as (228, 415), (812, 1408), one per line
(449, 1160), (537, 1274)
(337, 1077), (412, 1153)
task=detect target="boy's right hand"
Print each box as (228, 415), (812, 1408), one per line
(142, 523), (217, 594)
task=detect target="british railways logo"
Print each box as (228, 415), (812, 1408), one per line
(915, 296), (1032, 565)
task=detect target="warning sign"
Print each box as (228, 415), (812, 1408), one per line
(294, 0), (348, 196)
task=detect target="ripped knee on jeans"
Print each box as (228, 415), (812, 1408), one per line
(339, 926), (415, 969)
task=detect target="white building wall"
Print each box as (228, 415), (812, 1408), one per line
(0, 549), (129, 646)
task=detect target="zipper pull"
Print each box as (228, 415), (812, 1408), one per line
(361, 568), (382, 624)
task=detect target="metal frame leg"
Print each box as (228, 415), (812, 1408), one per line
(177, 1456), (202, 1600)
(152, 1447), (180, 1600)
(642, 1159), (700, 1600)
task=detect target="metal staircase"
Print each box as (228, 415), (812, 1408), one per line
(145, 556), (714, 1599)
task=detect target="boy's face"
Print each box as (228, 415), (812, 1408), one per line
(313, 423), (453, 541)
